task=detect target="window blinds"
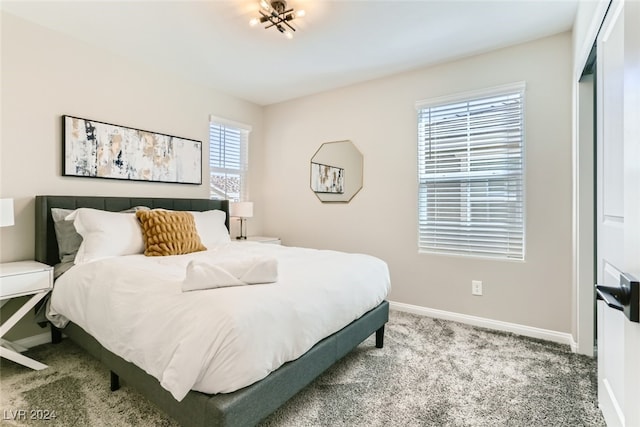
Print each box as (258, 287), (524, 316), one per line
(416, 83), (525, 259)
(209, 119), (250, 202)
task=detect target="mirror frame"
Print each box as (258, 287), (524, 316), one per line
(310, 140), (363, 203)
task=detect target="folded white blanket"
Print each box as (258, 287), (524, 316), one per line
(182, 256), (278, 291)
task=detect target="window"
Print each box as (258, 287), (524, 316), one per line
(209, 116), (251, 202)
(416, 83), (525, 260)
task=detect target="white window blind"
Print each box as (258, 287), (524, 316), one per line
(209, 117), (251, 202)
(416, 83), (525, 260)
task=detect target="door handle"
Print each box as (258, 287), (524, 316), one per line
(596, 285), (627, 311)
(595, 273), (639, 322)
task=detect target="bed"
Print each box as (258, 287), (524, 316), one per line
(34, 195), (390, 427)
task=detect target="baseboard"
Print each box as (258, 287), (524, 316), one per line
(389, 301), (577, 350)
(11, 332), (51, 350)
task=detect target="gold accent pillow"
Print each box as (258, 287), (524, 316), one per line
(136, 210), (206, 256)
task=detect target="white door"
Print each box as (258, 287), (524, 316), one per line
(596, 1), (640, 426)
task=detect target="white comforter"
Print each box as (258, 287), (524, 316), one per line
(48, 242), (390, 401)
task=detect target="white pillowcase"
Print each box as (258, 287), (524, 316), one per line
(189, 210), (230, 248)
(66, 208), (145, 264)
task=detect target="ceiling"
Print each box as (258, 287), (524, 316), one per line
(1, 0), (579, 106)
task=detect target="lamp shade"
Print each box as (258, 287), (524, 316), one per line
(229, 201), (254, 218)
(0, 198), (15, 227)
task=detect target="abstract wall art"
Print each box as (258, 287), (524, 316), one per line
(62, 115), (202, 184)
(311, 162), (344, 194)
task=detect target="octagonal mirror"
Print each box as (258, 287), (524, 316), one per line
(310, 140), (363, 203)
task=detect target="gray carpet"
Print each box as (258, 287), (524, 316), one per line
(0, 311), (605, 426)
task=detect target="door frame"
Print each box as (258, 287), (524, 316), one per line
(573, 0), (610, 356)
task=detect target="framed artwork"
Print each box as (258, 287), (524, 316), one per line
(311, 162), (344, 194)
(62, 115), (202, 185)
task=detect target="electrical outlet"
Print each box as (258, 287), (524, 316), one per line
(472, 280), (483, 296)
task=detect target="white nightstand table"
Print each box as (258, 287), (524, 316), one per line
(0, 261), (53, 370)
(245, 236), (281, 245)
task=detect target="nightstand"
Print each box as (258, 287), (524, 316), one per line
(246, 236), (281, 245)
(0, 261), (53, 370)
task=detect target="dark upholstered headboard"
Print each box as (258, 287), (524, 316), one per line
(35, 196), (230, 267)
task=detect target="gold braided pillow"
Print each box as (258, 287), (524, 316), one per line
(136, 210), (206, 256)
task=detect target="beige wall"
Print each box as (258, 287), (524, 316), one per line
(1, 11), (575, 341)
(0, 12), (264, 339)
(262, 32), (574, 333)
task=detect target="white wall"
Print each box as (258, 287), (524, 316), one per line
(573, 0), (610, 74)
(0, 12), (264, 338)
(0, 12), (265, 262)
(262, 32), (574, 333)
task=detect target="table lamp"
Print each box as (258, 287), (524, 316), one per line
(0, 198), (14, 227)
(229, 201), (253, 239)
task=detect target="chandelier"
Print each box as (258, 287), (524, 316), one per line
(249, 0), (305, 39)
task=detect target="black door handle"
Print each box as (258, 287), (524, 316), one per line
(595, 273), (639, 323)
(596, 285), (627, 311)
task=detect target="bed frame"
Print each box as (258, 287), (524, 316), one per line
(34, 195), (389, 427)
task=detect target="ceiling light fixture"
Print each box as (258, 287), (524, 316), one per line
(249, 0), (305, 39)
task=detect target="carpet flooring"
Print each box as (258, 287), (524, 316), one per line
(0, 311), (605, 426)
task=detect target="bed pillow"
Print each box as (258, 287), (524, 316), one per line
(51, 208), (83, 264)
(136, 210), (206, 256)
(67, 208), (145, 264)
(190, 210), (230, 248)
(53, 206), (149, 267)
